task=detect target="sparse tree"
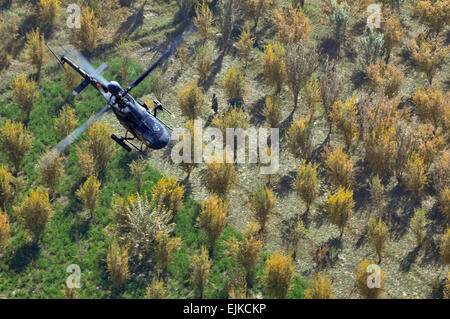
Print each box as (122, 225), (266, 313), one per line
(285, 40), (319, 109)
(117, 37), (132, 85)
(381, 12), (404, 61)
(365, 59), (404, 98)
(305, 273), (334, 299)
(291, 160), (319, 212)
(441, 230), (450, 265)
(75, 7), (99, 53)
(413, 86), (449, 129)
(325, 187), (354, 237)
(39, 155), (65, 198)
(410, 207), (429, 245)
(413, 0), (450, 36)
(14, 189), (52, 242)
(235, 27), (254, 66)
(195, 44), (213, 81)
(177, 42), (188, 66)
(62, 67), (82, 95)
(355, 258), (386, 299)
(0, 208), (10, 253)
(262, 96), (281, 128)
(408, 32), (449, 85)
(129, 158), (146, 192)
(11, 73), (38, 123)
(323, 144), (355, 189)
(403, 152), (428, 197)
(285, 114), (312, 160)
(152, 177), (184, 215)
(177, 80), (206, 120)
(319, 59), (345, 125)
(303, 75), (321, 117)
(155, 231), (182, 270)
(263, 251), (295, 299)
(148, 67), (169, 102)
(89, 0), (128, 28)
(367, 217), (389, 263)
(76, 146), (96, 179)
(370, 175), (384, 217)
(290, 217), (309, 259)
(76, 175), (101, 218)
(194, 0), (214, 40)
(222, 66), (246, 99)
(106, 240), (130, 287)
(0, 120), (33, 173)
(261, 41), (285, 93)
(273, 6), (311, 45)
(205, 154), (238, 198)
(25, 28), (49, 75)
(0, 164), (16, 210)
(191, 247), (212, 298)
(237, 0), (274, 31)
(248, 184), (276, 233)
(83, 122), (115, 174)
(439, 187), (450, 222)
(212, 107), (249, 138)
(227, 222), (262, 276)
(54, 105), (78, 140)
(38, 0), (60, 30)
(146, 278), (168, 299)
(329, 96), (359, 150)
(198, 195), (228, 250)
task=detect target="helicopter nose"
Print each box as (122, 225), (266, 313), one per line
(152, 129), (170, 149)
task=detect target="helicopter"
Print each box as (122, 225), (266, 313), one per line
(43, 27), (195, 162)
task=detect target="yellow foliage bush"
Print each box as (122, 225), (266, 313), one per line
(235, 27), (254, 66)
(440, 229), (450, 265)
(325, 187), (354, 237)
(0, 208), (10, 253)
(38, 0), (60, 29)
(261, 41), (285, 92)
(198, 195), (228, 248)
(75, 7), (99, 53)
(381, 12), (404, 59)
(106, 240), (130, 287)
(410, 208), (429, 245)
(413, 86), (449, 130)
(285, 114), (311, 160)
(273, 7), (311, 44)
(177, 79), (206, 120)
(263, 251), (295, 298)
(236, 0), (274, 30)
(194, 0), (214, 39)
(83, 122), (114, 173)
(305, 273), (334, 299)
(365, 59), (404, 98)
(323, 144), (355, 189)
(223, 66), (246, 99)
(54, 105), (78, 140)
(248, 184), (276, 233)
(25, 28), (49, 74)
(0, 164), (16, 210)
(195, 44), (212, 81)
(291, 160), (319, 212)
(439, 188), (450, 221)
(409, 32), (449, 85)
(76, 175), (101, 218)
(403, 152), (428, 197)
(11, 73), (38, 122)
(146, 278), (168, 299)
(0, 120), (33, 173)
(152, 176), (184, 215)
(330, 96), (359, 150)
(227, 222), (262, 274)
(39, 155), (65, 197)
(155, 231), (181, 270)
(262, 96), (281, 128)
(205, 154), (238, 197)
(190, 246), (212, 298)
(413, 0), (450, 35)
(14, 189), (52, 242)
(367, 218), (389, 263)
(355, 258), (386, 299)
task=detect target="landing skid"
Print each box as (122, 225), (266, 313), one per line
(111, 133), (148, 156)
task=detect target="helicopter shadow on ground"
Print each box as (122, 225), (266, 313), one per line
(8, 242), (40, 274)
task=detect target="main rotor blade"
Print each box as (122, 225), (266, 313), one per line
(40, 105), (112, 167)
(124, 24), (197, 95)
(61, 45), (110, 88)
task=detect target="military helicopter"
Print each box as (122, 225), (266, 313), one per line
(44, 27), (194, 162)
